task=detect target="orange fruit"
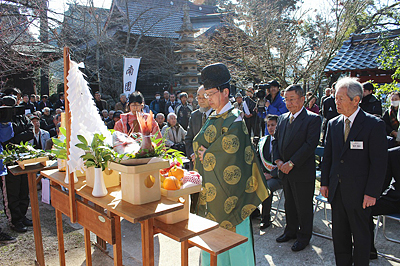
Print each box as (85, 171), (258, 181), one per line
(163, 176), (181, 190)
(168, 165), (185, 181)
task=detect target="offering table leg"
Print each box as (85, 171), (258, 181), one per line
(55, 209), (65, 266)
(27, 172), (45, 266)
(112, 214), (123, 266)
(181, 240), (189, 266)
(140, 218), (154, 266)
(84, 228), (92, 266)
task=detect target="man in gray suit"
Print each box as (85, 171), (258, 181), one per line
(273, 84), (321, 252)
(185, 85), (212, 212)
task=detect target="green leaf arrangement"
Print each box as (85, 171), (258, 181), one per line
(75, 133), (116, 171)
(0, 142), (53, 166)
(51, 127), (68, 160)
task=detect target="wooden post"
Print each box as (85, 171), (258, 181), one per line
(84, 228), (92, 266)
(55, 209), (66, 266)
(27, 172), (45, 266)
(63, 47), (77, 223)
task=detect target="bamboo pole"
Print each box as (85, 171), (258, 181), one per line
(63, 47), (77, 223)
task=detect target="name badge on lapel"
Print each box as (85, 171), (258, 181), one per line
(350, 141), (363, 150)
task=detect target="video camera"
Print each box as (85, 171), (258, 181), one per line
(254, 83), (270, 100)
(0, 95), (23, 123)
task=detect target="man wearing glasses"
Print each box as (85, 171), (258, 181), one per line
(193, 63), (269, 266)
(185, 85), (212, 213)
(273, 84), (321, 252)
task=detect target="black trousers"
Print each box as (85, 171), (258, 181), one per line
(261, 178), (283, 223)
(245, 116), (258, 137)
(282, 177), (315, 244)
(331, 184), (371, 266)
(369, 198), (400, 251)
(0, 172), (29, 225)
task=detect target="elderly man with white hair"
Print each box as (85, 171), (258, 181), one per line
(42, 107), (53, 127)
(161, 112), (186, 154)
(321, 77), (388, 265)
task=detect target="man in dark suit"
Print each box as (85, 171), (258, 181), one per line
(322, 83), (339, 142)
(53, 93), (65, 110)
(160, 91), (169, 116)
(321, 77), (388, 265)
(94, 91), (108, 112)
(369, 146), (400, 259)
(273, 84), (321, 252)
(38, 95), (53, 112)
(185, 85), (212, 213)
(360, 82), (382, 116)
(244, 88), (258, 137)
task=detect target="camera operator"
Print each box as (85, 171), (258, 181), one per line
(0, 96), (17, 243)
(0, 96), (34, 233)
(257, 80), (288, 135)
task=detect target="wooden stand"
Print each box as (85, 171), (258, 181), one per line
(16, 156), (48, 170)
(8, 161), (57, 266)
(41, 169), (184, 266)
(154, 214), (219, 266)
(157, 184), (201, 224)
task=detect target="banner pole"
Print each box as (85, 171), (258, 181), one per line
(63, 47), (77, 223)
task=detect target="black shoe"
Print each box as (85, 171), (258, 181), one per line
(370, 250), (378, 260)
(11, 222), (27, 233)
(291, 241), (308, 252)
(260, 221), (271, 229)
(276, 233), (296, 243)
(22, 217), (33, 227)
(0, 232), (17, 244)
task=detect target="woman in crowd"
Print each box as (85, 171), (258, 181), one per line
(306, 95), (320, 114)
(382, 91), (400, 139)
(114, 92), (161, 138)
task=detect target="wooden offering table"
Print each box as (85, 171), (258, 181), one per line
(8, 161), (57, 266)
(41, 169), (184, 266)
(154, 214), (219, 266)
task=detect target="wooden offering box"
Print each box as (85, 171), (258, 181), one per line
(17, 156), (48, 170)
(158, 184), (201, 224)
(85, 167), (120, 188)
(108, 159), (169, 205)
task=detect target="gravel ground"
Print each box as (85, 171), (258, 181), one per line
(0, 184), (399, 266)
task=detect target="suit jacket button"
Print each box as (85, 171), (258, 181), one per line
(337, 174), (339, 177)
(340, 160), (344, 163)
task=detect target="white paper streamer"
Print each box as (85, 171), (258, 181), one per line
(66, 60), (112, 172)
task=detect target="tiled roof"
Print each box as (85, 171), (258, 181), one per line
(325, 29), (400, 73)
(113, 0), (218, 39)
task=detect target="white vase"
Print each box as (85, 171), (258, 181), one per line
(92, 167), (107, 197)
(64, 165), (78, 184)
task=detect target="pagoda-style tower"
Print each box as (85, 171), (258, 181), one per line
(174, 3), (200, 93)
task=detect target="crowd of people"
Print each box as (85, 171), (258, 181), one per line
(0, 66), (399, 266)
